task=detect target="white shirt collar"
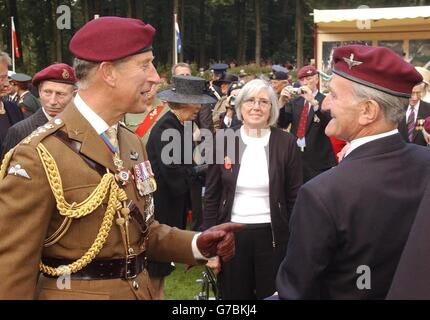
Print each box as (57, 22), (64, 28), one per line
(74, 93), (112, 135)
(344, 129), (399, 158)
(41, 108), (53, 121)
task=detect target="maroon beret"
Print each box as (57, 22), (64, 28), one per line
(69, 16), (156, 62)
(297, 65), (318, 79)
(332, 45), (423, 98)
(424, 116), (430, 134)
(32, 63), (76, 87)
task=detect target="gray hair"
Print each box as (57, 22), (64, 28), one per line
(73, 57), (99, 89)
(172, 62), (191, 76)
(235, 79), (279, 127)
(0, 51), (12, 67)
(350, 81), (409, 124)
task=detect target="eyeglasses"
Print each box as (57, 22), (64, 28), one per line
(243, 98), (271, 108)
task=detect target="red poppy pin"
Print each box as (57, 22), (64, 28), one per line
(224, 156), (232, 170)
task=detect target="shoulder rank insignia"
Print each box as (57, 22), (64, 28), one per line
(8, 164), (31, 180)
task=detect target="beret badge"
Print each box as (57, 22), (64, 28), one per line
(62, 69), (70, 80)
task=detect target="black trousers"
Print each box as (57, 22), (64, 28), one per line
(218, 223), (287, 300)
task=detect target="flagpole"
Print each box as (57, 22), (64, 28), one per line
(173, 14), (178, 66)
(11, 16), (15, 72)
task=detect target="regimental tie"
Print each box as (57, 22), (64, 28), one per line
(407, 106), (416, 143)
(296, 101), (310, 151)
(103, 126), (119, 154)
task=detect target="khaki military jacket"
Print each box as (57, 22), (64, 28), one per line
(0, 103), (197, 300)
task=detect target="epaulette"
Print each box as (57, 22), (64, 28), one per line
(19, 118), (66, 147)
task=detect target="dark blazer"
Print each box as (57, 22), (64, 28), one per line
(2, 107), (48, 158)
(146, 111), (194, 277)
(398, 100), (430, 146)
(387, 180), (430, 299)
(278, 93), (337, 180)
(276, 133), (430, 299)
(202, 126), (303, 245)
(0, 100), (24, 156)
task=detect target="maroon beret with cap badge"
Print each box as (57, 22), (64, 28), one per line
(69, 16), (156, 62)
(32, 63), (76, 87)
(297, 65), (318, 79)
(332, 45), (423, 98)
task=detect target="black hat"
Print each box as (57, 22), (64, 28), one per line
(210, 63), (229, 73)
(213, 73), (239, 87)
(270, 65), (289, 80)
(11, 73), (32, 84)
(157, 75), (217, 104)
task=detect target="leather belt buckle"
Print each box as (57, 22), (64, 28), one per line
(125, 254), (138, 280)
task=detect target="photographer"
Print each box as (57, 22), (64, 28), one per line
(219, 81), (244, 129)
(277, 65), (337, 182)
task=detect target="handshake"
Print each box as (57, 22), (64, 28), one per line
(197, 223), (245, 262)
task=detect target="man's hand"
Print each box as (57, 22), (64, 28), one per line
(279, 87), (292, 106)
(197, 223), (245, 262)
(300, 85), (314, 103)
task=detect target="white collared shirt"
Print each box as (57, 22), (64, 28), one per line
(41, 108), (53, 121)
(344, 129), (398, 158)
(74, 93), (111, 135)
(406, 101), (420, 124)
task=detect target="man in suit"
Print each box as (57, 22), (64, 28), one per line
(0, 51), (24, 157)
(398, 82), (430, 146)
(276, 45), (430, 299)
(278, 65), (337, 182)
(2, 63), (76, 158)
(0, 17), (242, 300)
(387, 180), (430, 299)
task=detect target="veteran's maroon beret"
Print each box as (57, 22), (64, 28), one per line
(32, 63), (76, 87)
(332, 45), (423, 98)
(69, 16), (156, 62)
(297, 65), (318, 79)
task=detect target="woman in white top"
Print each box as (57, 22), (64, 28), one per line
(203, 79), (303, 299)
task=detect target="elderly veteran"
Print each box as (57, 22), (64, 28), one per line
(2, 63), (77, 157)
(276, 45), (430, 299)
(0, 16), (243, 300)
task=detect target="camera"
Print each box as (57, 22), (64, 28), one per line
(286, 86), (304, 97)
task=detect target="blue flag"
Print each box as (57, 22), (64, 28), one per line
(175, 21), (181, 54)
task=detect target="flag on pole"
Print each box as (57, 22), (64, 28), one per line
(175, 20), (181, 55)
(11, 17), (20, 59)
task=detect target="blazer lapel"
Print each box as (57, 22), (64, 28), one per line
(59, 103), (116, 172)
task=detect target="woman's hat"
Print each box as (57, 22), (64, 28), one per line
(157, 75), (217, 104)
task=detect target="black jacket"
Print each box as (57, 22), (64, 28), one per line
(398, 100), (430, 146)
(202, 126), (303, 246)
(2, 108), (48, 158)
(278, 93), (337, 177)
(0, 100), (24, 156)
(276, 133), (430, 299)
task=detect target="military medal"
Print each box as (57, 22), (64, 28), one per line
(133, 161), (157, 196)
(297, 137), (306, 152)
(313, 114), (320, 123)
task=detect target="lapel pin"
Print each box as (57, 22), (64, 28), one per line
(130, 151), (139, 161)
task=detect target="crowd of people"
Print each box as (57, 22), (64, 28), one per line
(0, 16), (430, 300)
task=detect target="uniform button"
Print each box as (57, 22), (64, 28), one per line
(132, 281), (139, 290)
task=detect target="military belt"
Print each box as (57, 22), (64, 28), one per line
(42, 251), (147, 280)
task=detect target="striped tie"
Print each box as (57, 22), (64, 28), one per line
(407, 107), (416, 143)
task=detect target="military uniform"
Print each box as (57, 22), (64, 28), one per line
(0, 103), (198, 299)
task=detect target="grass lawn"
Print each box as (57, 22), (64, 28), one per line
(164, 263), (207, 300)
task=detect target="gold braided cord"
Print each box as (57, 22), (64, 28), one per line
(39, 182), (118, 276)
(35, 142), (129, 276)
(0, 148), (15, 180)
(36, 143), (115, 219)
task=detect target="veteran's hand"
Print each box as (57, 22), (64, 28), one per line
(197, 223), (245, 262)
(206, 256), (221, 274)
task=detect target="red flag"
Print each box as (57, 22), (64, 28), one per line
(12, 18), (20, 59)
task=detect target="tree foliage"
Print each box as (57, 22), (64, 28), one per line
(0, 0), (429, 75)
